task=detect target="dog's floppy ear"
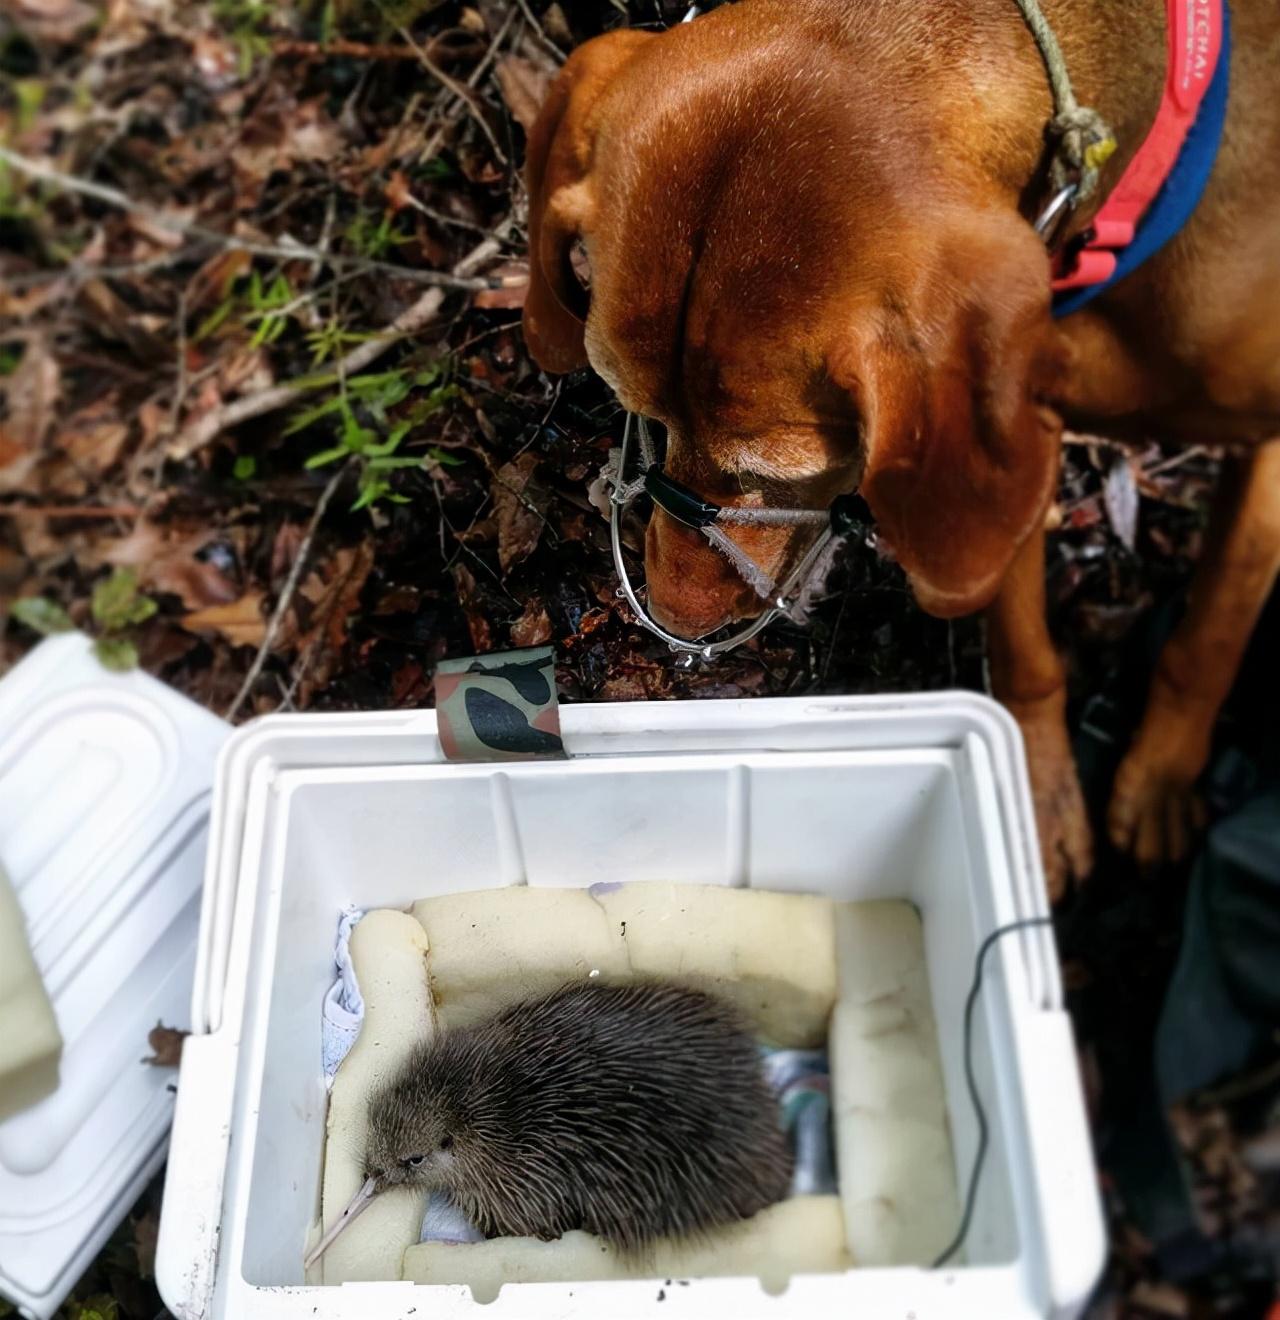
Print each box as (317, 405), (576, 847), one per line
(523, 30), (651, 373)
(833, 212), (1064, 617)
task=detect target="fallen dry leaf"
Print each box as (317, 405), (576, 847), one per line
(269, 518), (306, 583)
(1, 338), (60, 451)
(54, 396), (131, 476)
(182, 590), (267, 647)
(452, 563), (492, 652)
(278, 540), (375, 706)
(386, 169), (415, 214)
(294, 540), (375, 657)
(78, 280), (171, 361)
(510, 597), (553, 647)
(492, 452), (548, 571)
(133, 1207), (160, 1278)
(8, 0), (98, 43)
(543, 3), (572, 46)
(495, 55), (554, 134)
(89, 519), (241, 610)
(184, 247), (253, 317)
(0, 339), (61, 494)
(193, 31), (240, 89)
(142, 1021), (188, 1067)
(231, 94), (346, 205)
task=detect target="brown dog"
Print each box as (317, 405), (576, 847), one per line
(521, 0), (1280, 898)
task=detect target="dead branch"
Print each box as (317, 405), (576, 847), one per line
(420, 4), (518, 163)
(0, 146), (493, 292)
(169, 226), (513, 460)
(514, 0), (567, 65)
(394, 20), (508, 166)
(223, 460), (350, 721)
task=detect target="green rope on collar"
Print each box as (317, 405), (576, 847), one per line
(1012, 0), (1117, 201)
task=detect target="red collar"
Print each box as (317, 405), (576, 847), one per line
(1052, 0), (1225, 292)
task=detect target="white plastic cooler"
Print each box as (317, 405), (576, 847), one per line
(156, 692), (1105, 1320)
(0, 634), (228, 1319)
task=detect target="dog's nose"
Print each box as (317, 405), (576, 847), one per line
(644, 515), (761, 640)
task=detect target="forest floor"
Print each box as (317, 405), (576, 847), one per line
(1, 0), (1277, 1315)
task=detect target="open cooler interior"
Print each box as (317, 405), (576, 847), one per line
(229, 745), (1033, 1295)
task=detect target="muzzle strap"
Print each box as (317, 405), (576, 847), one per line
(603, 413), (870, 656)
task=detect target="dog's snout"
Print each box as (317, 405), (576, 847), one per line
(644, 513), (762, 639)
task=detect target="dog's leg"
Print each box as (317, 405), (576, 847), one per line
(987, 523), (1093, 899)
(1110, 440), (1280, 866)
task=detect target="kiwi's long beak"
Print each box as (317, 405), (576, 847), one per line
(305, 1176), (380, 1269)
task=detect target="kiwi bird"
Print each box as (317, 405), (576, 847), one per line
(306, 980), (793, 1264)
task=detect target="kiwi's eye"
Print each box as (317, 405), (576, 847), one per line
(439, 1135), (454, 1152)
(405, 1154), (425, 1168)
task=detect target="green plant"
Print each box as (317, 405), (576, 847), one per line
(66, 1297), (118, 1320)
(305, 321), (377, 365)
(0, 160), (42, 226)
(10, 596), (73, 636)
(245, 271), (295, 349)
(90, 568), (157, 670)
(343, 210), (411, 260)
(13, 78), (45, 133)
(285, 363), (458, 511)
(233, 454), (257, 480)
(195, 269), (295, 346)
(213, 0), (274, 75)
(12, 570), (158, 671)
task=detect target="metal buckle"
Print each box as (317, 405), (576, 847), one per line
(1033, 181), (1078, 245)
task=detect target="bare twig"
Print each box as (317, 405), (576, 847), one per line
(1, 252), (194, 290)
(0, 503), (140, 518)
(1145, 445), (1211, 479)
(274, 32), (484, 64)
(224, 460), (350, 721)
(169, 226), (511, 460)
(273, 37), (424, 61)
(168, 283), (191, 438)
(402, 198), (489, 234)
(0, 146), (492, 291)
(514, 0), (567, 64)
(419, 4), (518, 163)
(168, 288), (448, 459)
(394, 19), (508, 165)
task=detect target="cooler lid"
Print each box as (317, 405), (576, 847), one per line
(0, 633), (228, 1319)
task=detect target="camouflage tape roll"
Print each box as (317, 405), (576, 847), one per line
(434, 647), (564, 762)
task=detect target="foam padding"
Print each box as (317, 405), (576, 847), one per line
(400, 1196), (850, 1297)
(829, 900), (959, 1265)
(311, 910), (435, 1284)
(0, 861), (62, 1123)
(412, 882), (837, 1047)
(411, 886), (631, 1031)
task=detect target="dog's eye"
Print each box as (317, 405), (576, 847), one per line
(568, 237), (591, 293)
(439, 1135), (454, 1152)
(405, 1154), (425, 1167)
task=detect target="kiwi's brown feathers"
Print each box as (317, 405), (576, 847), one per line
(365, 981), (794, 1250)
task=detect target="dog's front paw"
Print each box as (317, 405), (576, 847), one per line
(1011, 697), (1094, 901)
(1107, 694), (1211, 868)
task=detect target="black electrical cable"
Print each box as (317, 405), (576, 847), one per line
(931, 915), (1057, 1270)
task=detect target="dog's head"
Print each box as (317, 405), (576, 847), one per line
(523, 15), (1064, 636)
